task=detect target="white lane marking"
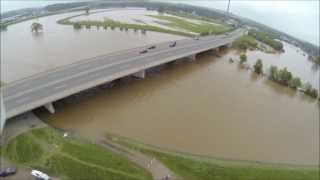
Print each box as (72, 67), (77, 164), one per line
(54, 84), (67, 90)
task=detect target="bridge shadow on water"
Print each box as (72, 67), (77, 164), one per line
(34, 50), (227, 120)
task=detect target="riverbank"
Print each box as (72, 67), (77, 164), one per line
(109, 133), (319, 180)
(1, 126), (318, 180)
(0, 127), (152, 180)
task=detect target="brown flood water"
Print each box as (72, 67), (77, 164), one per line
(2, 9), (319, 166)
(1, 9), (183, 83)
(39, 51), (319, 166)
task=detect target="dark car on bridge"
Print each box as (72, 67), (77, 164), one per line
(139, 49), (148, 54)
(148, 45), (156, 50)
(169, 41), (176, 47)
(0, 167), (17, 177)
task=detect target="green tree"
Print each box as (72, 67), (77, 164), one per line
(157, 6), (165, 14)
(316, 56), (320, 64)
(85, 7), (90, 14)
(85, 24), (91, 29)
(31, 22), (43, 33)
(269, 65), (279, 81)
(304, 83), (318, 98)
(0, 23), (7, 31)
(253, 59), (263, 74)
(278, 67), (292, 85)
(289, 77), (302, 89)
(239, 53), (247, 64)
(73, 22), (82, 30)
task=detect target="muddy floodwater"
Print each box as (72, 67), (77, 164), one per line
(39, 50), (319, 166)
(1, 8), (183, 83)
(2, 9), (319, 166)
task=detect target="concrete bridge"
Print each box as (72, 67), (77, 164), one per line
(0, 29), (244, 132)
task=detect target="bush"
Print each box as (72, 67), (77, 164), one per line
(289, 77), (302, 89)
(253, 59), (263, 74)
(233, 35), (258, 50)
(269, 66), (278, 81)
(304, 83), (318, 98)
(0, 23), (7, 31)
(239, 54), (247, 64)
(277, 67), (292, 86)
(73, 22), (82, 29)
(269, 66), (302, 89)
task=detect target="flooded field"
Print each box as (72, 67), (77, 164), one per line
(2, 9), (319, 166)
(0, 9), (184, 83)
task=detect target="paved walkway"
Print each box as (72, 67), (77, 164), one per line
(99, 139), (176, 180)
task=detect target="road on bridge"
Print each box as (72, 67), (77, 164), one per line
(1, 29), (243, 131)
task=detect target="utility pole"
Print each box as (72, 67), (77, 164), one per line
(227, 0), (231, 13)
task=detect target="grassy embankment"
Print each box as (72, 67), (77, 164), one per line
(110, 134), (319, 180)
(58, 13), (232, 37)
(0, 128), (152, 180)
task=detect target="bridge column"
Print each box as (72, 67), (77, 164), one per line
(132, 70), (145, 79)
(44, 103), (55, 114)
(0, 92), (6, 134)
(187, 54), (196, 61)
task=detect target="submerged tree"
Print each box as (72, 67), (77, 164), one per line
(31, 22), (43, 33)
(253, 59), (263, 74)
(85, 7), (90, 14)
(239, 53), (247, 64)
(0, 24), (7, 31)
(269, 65), (278, 81)
(277, 67), (292, 86)
(85, 24), (91, 29)
(289, 77), (302, 89)
(73, 22), (82, 30)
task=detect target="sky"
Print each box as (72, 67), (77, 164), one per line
(1, 0), (319, 46)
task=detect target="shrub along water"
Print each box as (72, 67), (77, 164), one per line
(253, 59), (263, 74)
(268, 65), (317, 98)
(239, 53), (247, 64)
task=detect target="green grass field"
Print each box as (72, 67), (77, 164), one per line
(1, 128), (152, 180)
(149, 15), (232, 35)
(111, 135), (319, 180)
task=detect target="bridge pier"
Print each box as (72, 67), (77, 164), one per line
(187, 54), (196, 61)
(132, 70), (145, 79)
(44, 103), (55, 114)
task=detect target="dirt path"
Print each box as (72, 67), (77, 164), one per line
(99, 139), (176, 180)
